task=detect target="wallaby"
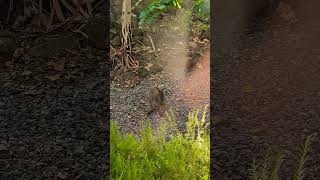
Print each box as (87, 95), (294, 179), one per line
(146, 86), (166, 117)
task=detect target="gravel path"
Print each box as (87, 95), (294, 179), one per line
(111, 49), (210, 135)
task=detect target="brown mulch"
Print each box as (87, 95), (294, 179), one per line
(0, 19), (108, 179)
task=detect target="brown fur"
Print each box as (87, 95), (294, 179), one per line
(146, 86), (165, 117)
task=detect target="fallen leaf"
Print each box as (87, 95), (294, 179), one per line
(73, 173), (83, 180)
(5, 61), (13, 67)
(46, 74), (61, 81)
(21, 70), (32, 76)
(48, 59), (65, 71)
(56, 172), (68, 179)
(23, 89), (44, 95)
(144, 63), (153, 71)
(241, 85), (254, 93)
(86, 80), (102, 90)
(86, 54), (95, 59)
(54, 62), (65, 71)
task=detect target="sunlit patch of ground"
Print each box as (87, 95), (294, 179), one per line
(179, 48), (210, 109)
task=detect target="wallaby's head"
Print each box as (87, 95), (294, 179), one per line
(146, 86), (166, 107)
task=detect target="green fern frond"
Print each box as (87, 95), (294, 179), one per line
(293, 133), (316, 180)
(249, 160), (260, 180)
(269, 151), (283, 180)
(261, 150), (271, 180)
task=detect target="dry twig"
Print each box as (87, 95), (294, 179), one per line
(110, 44), (139, 70)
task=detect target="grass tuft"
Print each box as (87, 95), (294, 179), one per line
(110, 107), (210, 180)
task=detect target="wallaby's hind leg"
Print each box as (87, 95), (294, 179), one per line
(147, 109), (153, 117)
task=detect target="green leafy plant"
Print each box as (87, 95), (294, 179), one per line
(110, 107), (210, 180)
(193, 0), (209, 15)
(138, 0), (210, 38)
(191, 0), (209, 27)
(138, 0), (182, 26)
(249, 133), (316, 180)
(138, 0), (210, 25)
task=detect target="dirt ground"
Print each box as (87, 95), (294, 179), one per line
(212, 1), (320, 179)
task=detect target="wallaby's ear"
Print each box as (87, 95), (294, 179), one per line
(157, 86), (165, 95)
(157, 85), (165, 92)
(159, 89), (165, 102)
